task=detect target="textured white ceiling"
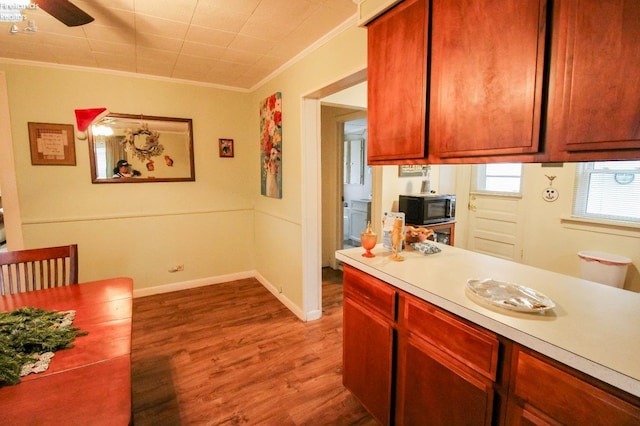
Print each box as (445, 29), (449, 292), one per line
(0, 0), (357, 90)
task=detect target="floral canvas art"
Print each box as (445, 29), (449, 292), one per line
(260, 92), (282, 198)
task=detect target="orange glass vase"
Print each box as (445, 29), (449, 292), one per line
(360, 221), (377, 258)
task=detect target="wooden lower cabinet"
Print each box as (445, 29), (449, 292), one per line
(343, 265), (397, 425)
(343, 297), (395, 425)
(395, 293), (501, 425)
(342, 265), (640, 424)
(506, 346), (640, 425)
(395, 334), (495, 425)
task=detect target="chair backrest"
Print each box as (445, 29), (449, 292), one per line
(0, 244), (78, 295)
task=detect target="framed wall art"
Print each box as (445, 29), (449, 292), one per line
(260, 92), (282, 199)
(398, 165), (427, 177)
(219, 138), (234, 158)
(28, 122), (76, 166)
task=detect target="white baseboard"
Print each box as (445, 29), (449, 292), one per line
(133, 271), (255, 298)
(132, 270), (311, 322)
(306, 309), (322, 321)
(253, 272), (306, 321)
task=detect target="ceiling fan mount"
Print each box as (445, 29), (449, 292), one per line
(37, 0), (94, 27)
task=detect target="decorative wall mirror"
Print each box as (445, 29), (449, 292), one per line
(88, 113), (195, 183)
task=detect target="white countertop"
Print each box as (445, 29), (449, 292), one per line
(336, 243), (640, 398)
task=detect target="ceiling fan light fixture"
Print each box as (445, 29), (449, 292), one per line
(9, 24), (19, 34)
(37, 0), (94, 27)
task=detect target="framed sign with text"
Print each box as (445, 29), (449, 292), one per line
(28, 122), (76, 166)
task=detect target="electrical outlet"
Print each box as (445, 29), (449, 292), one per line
(168, 264), (184, 272)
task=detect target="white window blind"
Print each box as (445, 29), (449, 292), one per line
(472, 163), (522, 195)
(573, 161), (640, 223)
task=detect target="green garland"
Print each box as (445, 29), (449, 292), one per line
(0, 307), (88, 387)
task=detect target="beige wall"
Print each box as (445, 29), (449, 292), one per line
(452, 163), (640, 292)
(0, 63), (256, 290)
(520, 163), (640, 292)
(0, 20), (367, 314)
(4, 14), (635, 316)
(250, 24), (368, 309)
(378, 162), (640, 291)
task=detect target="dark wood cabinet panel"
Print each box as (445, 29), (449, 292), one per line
(366, 0), (639, 163)
(429, 0), (547, 160)
(342, 266), (640, 425)
(507, 346), (640, 425)
(342, 265), (396, 425)
(342, 297), (394, 425)
(546, 0), (640, 161)
(396, 334), (495, 425)
(402, 294), (499, 380)
(343, 264), (397, 320)
(367, 0), (429, 162)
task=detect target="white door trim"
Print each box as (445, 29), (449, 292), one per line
(300, 68), (367, 321)
(301, 98), (323, 321)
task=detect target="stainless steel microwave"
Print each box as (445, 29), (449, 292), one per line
(398, 194), (456, 225)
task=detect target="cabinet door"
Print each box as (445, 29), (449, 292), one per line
(546, 0), (640, 160)
(396, 334), (494, 425)
(367, 0), (429, 163)
(507, 347), (640, 425)
(343, 296), (394, 425)
(429, 0), (547, 161)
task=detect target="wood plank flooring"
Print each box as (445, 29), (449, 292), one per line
(131, 268), (376, 425)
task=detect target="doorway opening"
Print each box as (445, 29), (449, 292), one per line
(342, 117), (371, 250)
(300, 68), (371, 320)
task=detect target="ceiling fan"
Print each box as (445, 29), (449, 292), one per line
(38, 0), (94, 27)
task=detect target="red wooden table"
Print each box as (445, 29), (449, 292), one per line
(0, 277), (133, 425)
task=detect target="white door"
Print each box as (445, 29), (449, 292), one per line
(466, 164), (524, 262)
(467, 194), (524, 262)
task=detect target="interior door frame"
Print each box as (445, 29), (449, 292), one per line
(300, 68), (368, 320)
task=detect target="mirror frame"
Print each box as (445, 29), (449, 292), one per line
(88, 113), (195, 183)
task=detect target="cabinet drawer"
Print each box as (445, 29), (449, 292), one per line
(343, 265), (397, 321)
(402, 295), (499, 380)
(510, 348), (640, 425)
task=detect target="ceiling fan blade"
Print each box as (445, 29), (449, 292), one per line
(37, 0), (94, 27)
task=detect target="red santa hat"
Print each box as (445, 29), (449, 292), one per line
(74, 108), (109, 138)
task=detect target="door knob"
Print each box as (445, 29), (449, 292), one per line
(469, 203), (477, 212)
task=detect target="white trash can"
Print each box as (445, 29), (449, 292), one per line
(578, 251), (632, 288)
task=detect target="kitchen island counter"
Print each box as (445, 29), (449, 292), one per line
(336, 243), (640, 398)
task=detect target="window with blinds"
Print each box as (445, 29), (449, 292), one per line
(573, 161), (640, 223)
(472, 163), (523, 195)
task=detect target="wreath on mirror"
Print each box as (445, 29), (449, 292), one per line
(122, 123), (164, 162)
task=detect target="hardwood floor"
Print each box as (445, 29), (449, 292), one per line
(131, 268), (376, 425)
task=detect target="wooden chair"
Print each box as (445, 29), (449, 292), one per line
(0, 244), (78, 295)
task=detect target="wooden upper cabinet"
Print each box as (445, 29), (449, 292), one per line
(366, 0), (640, 164)
(367, 0), (429, 163)
(428, 0), (548, 161)
(546, 0), (640, 161)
